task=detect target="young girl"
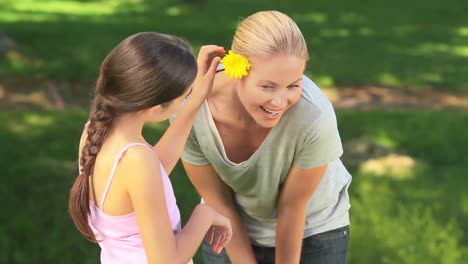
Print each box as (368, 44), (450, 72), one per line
(68, 32), (232, 263)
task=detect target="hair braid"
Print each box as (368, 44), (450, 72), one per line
(69, 95), (115, 242)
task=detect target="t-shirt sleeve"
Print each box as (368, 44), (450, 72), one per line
(181, 128), (210, 165)
(293, 110), (343, 169)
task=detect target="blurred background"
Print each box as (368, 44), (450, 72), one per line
(1, 0), (467, 263)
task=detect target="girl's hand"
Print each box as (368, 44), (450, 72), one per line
(205, 211), (232, 254)
(190, 45), (225, 101)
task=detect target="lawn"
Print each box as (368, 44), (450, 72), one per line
(1, 0), (468, 91)
(1, 0), (467, 263)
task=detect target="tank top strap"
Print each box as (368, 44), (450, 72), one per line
(99, 142), (154, 210)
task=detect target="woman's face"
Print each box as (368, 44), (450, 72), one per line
(237, 54), (306, 128)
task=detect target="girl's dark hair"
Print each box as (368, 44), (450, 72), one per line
(69, 32), (197, 242)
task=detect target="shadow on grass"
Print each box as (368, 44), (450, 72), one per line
(1, 0), (468, 91)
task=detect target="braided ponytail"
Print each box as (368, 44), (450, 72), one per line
(68, 93), (115, 242)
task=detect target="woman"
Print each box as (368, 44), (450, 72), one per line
(180, 11), (351, 264)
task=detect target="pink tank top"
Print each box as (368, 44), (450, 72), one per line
(88, 142), (193, 264)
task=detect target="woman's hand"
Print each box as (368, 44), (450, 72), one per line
(190, 45), (225, 102)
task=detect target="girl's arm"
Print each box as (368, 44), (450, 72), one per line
(124, 147), (231, 263)
(182, 161), (258, 264)
(275, 164), (328, 263)
(155, 45), (225, 175)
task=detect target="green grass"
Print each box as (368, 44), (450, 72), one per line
(1, 0), (468, 91)
(337, 110), (468, 263)
(1, 110), (467, 263)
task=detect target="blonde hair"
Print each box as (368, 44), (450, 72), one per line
(232, 11), (309, 61)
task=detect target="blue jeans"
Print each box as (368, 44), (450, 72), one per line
(201, 226), (350, 264)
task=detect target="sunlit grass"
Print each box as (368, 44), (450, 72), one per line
(457, 27), (468, 37)
(412, 43), (468, 58)
(0, 0), (123, 23)
(293, 12), (328, 24)
(314, 75), (335, 88)
(377, 72), (401, 86)
(3, 0), (119, 15)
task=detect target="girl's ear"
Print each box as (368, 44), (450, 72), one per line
(144, 104), (164, 119)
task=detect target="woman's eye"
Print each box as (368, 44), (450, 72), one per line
(288, 85), (300, 88)
(260, 85), (273, 89)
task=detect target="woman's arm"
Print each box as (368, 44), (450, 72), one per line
(182, 161), (258, 264)
(155, 45), (224, 175)
(275, 164), (328, 264)
(124, 148), (231, 263)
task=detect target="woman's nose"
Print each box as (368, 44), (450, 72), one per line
(271, 91), (287, 108)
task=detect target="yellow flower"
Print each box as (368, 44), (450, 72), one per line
(220, 50), (251, 79)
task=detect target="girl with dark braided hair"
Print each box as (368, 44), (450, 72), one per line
(68, 32), (231, 263)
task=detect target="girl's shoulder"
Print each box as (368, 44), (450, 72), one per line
(115, 143), (160, 172)
(111, 142), (163, 191)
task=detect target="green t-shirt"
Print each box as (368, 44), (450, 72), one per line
(181, 75), (351, 246)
